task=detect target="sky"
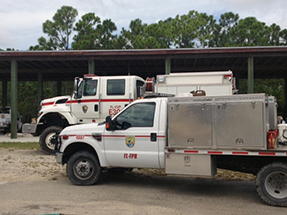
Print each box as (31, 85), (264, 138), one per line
(0, 0), (287, 50)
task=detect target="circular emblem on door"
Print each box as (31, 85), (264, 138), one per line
(82, 105), (88, 113)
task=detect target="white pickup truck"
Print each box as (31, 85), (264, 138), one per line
(54, 94), (287, 207)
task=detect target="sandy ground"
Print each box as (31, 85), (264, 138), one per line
(0, 148), (265, 215)
(0, 147), (256, 184)
(0, 148), (66, 183)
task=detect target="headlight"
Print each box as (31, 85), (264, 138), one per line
(157, 76), (166, 83)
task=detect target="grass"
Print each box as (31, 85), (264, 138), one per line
(0, 142), (40, 150)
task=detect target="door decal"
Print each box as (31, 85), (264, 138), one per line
(126, 136), (135, 148)
(82, 105), (88, 113)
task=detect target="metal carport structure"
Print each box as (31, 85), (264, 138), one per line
(1, 46), (287, 138)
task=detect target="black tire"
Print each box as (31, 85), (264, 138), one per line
(256, 162), (287, 207)
(39, 126), (62, 155)
(67, 151), (102, 185)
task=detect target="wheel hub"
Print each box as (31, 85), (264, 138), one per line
(75, 160), (93, 179)
(266, 171), (287, 198)
(45, 132), (56, 150)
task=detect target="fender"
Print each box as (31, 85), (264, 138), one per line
(61, 135), (110, 167)
(37, 111), (78, 125)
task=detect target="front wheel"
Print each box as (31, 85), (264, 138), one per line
(256, 162), (287, 207)
(67, 151), (102, 185)
(39, 126), (62, 154)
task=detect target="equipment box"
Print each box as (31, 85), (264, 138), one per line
(165, 153), (217, 177)
(168, 94), (268, 150)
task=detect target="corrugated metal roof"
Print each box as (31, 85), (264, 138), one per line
(1, 47), (287, 81)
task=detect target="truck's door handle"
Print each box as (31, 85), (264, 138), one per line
(150, 133), (157, 142)
(95, 105), (98, 112)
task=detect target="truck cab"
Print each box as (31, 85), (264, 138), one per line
(23, 74), (145, 154)
(56, 97), (167, 170)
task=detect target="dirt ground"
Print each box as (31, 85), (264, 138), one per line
(0, 148), (262, 215)
(0, 148), (66, 183)
(0, 148), (256, 184)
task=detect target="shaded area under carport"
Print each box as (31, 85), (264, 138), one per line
(1, 46), (287, 138)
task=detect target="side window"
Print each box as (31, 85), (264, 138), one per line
(136, 80), (145, 98)
(84, 80), (98, 96)
(116, 102), (155, 127)
(107, 79), (125, 95)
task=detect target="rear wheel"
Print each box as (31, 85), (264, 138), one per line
(67, 151), (102, 185)
(256, 162), (287, 206)
(39, 126), (62, 154)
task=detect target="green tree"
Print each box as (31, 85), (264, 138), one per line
(269, 23), (281, 46)
(120, 18), (172, 49)
(279, 29), (287, 45)
(171, 10), (216, 48)
(95, 19), (118, 49)
(72, 13), (101, 50)
(229, 17), (271, 46)
(30, 6), (78, 50)
(120, 19), (148, 49)
(211, 12), (239, 47)
(72, 13), (118, 50)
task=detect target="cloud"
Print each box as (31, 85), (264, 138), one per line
(0, 26), (17, 49)
(0, 0), (287, 50)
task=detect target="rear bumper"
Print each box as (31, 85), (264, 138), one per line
(55, 152), (63, 164)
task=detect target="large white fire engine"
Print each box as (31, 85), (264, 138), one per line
(22, 71), (236, 154)
(54, 94), (287, 207)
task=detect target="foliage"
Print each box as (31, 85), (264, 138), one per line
(72, 13), (118, 50)
(239, 79), (285, 116)
(30, 6), (78, 50)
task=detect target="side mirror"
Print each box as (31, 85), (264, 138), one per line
(283, 129), (287, 139)
(106, 116), (116, 131)
(73, 77), (80, 99)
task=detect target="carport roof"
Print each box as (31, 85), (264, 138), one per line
(1, 46), (287, 81)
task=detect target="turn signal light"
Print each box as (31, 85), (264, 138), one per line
(224, 74), (232, 78)
(62, 135), (69, 140)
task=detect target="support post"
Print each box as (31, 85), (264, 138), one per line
(10, 59), (18, 139)
(88, 60), (95, 75)
(165, 58), (171, 75)
(284, 77), (287, 120)
(234, 71), (240, 93)
(38, 72), (43, 110)
(248, 56), (254, 94)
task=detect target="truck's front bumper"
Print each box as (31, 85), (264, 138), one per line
(55, 152), (63, 164)
(22, 123), (37, 133)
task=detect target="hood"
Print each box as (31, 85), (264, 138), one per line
(60, 122), (105, 136)
(41, 95), (71, 107)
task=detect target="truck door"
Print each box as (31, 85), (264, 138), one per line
(103, 101), (160, 168)
(71, 78), (100, 123)
(101, 78), (130, 119)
